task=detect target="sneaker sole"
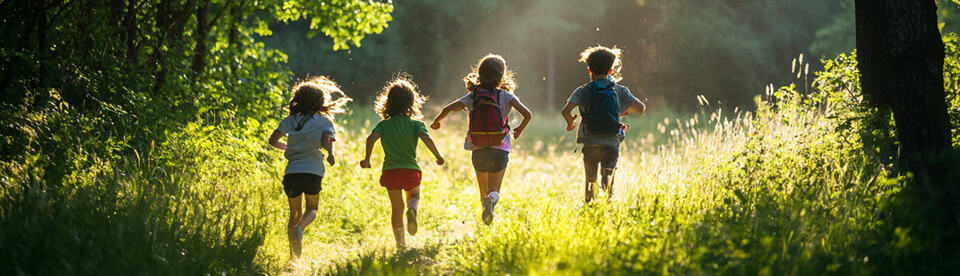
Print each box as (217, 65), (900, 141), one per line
(406, 208), (418, 235)
(481, 197), (494, 225)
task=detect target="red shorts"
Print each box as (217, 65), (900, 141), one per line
(379, 169), (422, 191)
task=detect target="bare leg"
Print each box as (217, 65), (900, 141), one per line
(585, 166), (598, 204)
(298, 194), (319, 230)
(487, 168), (506, 194)
(584, 149), (599, 204)
(475, 170), (489, 202)
(405, 186), (421, 205)
(287, 195), (303, 261)
(387, 189), (406, 249)
(585, 180), (596, 204)
(601, 168), (616, 201)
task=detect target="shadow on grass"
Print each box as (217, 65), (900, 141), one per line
(330, 243), (444, 275)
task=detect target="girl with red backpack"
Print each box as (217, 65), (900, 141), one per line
(431, 54), (533, 225)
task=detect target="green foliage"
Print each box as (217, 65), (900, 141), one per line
(0, 119), (283, 274)
(0, 0), (393, 274)
(2, 0), (959, 274)
(265, 0), (394, 50)
(264, 0), (850, 109)
(811, 0), (960, 58)
(942, 33), (960, 146)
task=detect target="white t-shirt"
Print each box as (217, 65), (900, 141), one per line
(458, 90), (517, 152)
(275, 114), (336, 176)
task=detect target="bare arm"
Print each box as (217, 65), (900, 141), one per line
(509, 98), (533, 139)
(431, 100), (466, 129)
(359, 132), (381, 168)
(624, 101), (646, 116)
(418, 133), (445, 165)
(268, 130), (287, 150)
(321, 132), (336, 165)
(561, 102), (579, 131)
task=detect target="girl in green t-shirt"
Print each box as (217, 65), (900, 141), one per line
(360, 76), (444, 250)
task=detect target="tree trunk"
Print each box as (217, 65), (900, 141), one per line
(855, 0), (952, 192)
(192, 0), (210, 76)
(124, 0), (140, 61)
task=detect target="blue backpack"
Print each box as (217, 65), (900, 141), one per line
(582, 79), (622, 136)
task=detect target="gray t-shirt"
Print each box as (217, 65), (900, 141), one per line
(567, 82), (641, 146)
(276, 114), (336, 176)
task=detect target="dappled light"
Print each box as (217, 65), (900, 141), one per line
(2, 0), (960, 274)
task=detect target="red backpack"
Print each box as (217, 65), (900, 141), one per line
(468, 88), (509, 148)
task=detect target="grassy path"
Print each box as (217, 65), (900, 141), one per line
(254, 113), (658, 274)
(252, 107), (891, 274)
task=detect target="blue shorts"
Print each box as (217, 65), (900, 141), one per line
(471, 148), (509, 172)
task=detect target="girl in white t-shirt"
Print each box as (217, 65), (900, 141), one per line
(431, 54), (533, 225)
(268, 76), (351, 262)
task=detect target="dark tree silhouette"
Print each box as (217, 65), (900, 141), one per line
(855, 0), (953, 192)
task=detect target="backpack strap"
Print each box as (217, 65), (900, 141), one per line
(583, 79), (617, 114)
(294, 115), (313, 131)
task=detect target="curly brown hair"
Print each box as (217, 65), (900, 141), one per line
(463, 54), (517, 92)
(579, 45), (624, 82)
(288, 76), (352, 117)
(374, 75), (427, 120)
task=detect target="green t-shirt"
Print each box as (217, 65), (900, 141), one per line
(372, 116), (429, 171)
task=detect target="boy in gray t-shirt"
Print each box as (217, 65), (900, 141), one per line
(561, 46), (646, 203)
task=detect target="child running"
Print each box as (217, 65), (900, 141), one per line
(268, 76), (351, 261)
(431, 54), (533, 225)
(360, 76), (445, 250)
(561, 46), (646, 203)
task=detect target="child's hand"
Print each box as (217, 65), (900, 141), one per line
(512, 126), (525, 139)
(435, 156), (445, 166)
(565, 114), (578, 131)
(430, 121), (441, 130)
(359, 159), (371, 169)
(327, 155), (336, 166)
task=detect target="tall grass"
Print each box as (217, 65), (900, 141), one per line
(2, 46), (959, 274)
(0, 118), (282, 274)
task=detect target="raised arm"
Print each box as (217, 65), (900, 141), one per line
(561, 102), (579, 131)
(359, 132), (381, 168)
(431, 100), (466, 129)
(418, 132), (445, 165)
(509, 98), (533, 139)
(268, 130), (287, 150)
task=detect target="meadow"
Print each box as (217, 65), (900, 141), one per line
(3, 44), (960, 276)
(253, 91), (895, 274)
(6, 0), (960, 274)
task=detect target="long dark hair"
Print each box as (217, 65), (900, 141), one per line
(374, 74), (426, 120)
(288, 76), (352, 117)
(287, 76), (351, 130)
(463, 54), (517, 92)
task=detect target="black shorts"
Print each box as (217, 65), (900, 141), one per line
(582, 145), (619, 181)
(471, 148), (509, 172)
(282, 173), (323, 198)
